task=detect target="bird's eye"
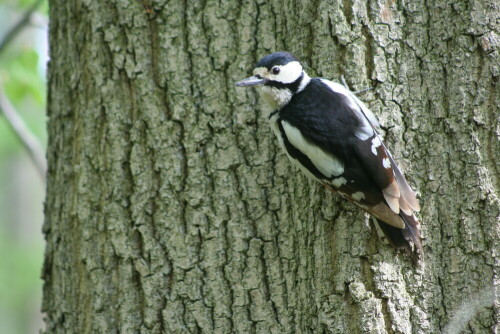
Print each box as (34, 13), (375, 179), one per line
(271, 67), (280, 75)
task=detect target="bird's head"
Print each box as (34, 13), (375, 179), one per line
(235, 52), (310, 109)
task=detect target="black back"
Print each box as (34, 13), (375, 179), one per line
(279, 78), (363, 160)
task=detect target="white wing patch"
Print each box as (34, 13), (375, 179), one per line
(331, 177), (347, 188)
(269, 114), (320, 181)
(352, 192), (366, 201)
(281, 120), (344, 177)
(371, 136), (382, 155)
(382, 157), (391, 169)
(319, 79), (357, 109)
(345, 88), (380, 128)
(319, 79), (376, 141)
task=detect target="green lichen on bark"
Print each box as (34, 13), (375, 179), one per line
(43, 0), (498, 333)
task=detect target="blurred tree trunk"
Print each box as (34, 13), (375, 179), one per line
(42, 0), (498, 333)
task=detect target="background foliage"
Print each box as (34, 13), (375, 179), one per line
(0, 0), (47, 332)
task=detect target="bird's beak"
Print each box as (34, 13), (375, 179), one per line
(235, 76), (266, 87)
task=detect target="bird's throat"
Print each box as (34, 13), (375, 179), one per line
(261, 86), (293, 110)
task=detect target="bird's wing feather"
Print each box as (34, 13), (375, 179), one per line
(330, 78), (420, 211)
(344, 86), (380, 129)
(278, 78), (419, 222)
(346, 84), (421, 213)
(316, 79), (420, 221)
(351, 134), (404, 214)
(381, 144), (420, 212)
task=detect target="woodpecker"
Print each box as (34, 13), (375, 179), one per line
(235, 51), (422, 260)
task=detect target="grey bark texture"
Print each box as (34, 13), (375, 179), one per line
(43, 0), (499, 333)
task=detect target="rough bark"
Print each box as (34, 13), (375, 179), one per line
(43, 0), (499, 333)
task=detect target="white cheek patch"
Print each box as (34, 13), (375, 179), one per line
(382, 157), (391, 169)
(273, 61), (303, 84)
(297, 72), (311, 92)
(281, 121), (344, 177)
(371, 136), (382, 155)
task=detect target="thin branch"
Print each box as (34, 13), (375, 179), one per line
(0, 0), (45, 54)
(0, 87), (46, 180)
(340, 75), (373, 95)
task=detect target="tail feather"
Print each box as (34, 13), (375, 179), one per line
(376, 213), (423, 263)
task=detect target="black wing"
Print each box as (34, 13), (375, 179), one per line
(278, 78), (422, 258)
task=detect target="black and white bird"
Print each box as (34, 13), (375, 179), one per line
(236, 51), (422, 260)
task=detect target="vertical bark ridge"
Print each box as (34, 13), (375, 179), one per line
(43, 0), (498, 333)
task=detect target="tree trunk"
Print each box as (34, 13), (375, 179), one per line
(42, 0), (499, 333)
